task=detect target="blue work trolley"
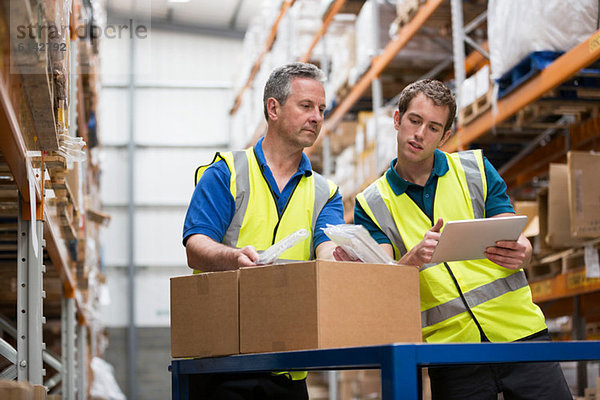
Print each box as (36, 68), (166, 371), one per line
(171, 341), (600, 399)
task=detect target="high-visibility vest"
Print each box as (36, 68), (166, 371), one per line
(195, 148), (338, 260)
(195, 148), (338, 380)
(356, 150), (547, 343)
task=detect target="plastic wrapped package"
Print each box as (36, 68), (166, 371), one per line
(323, 224), (395, 264)
(90, 357), (126, 400)
(288, 0), (323, 59)
(351, 0), (397, 82)
(325, 14), (357, 96)
(256, 229), (310, 264)
(488, 0), (598, 80)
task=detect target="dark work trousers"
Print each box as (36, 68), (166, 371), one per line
(189, 372), (308, 400)
(428, 331), (573, 400)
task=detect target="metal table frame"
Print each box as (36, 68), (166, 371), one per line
(171, 341), (600, 399)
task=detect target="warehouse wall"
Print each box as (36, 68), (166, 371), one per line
(98, 26), (243, 398)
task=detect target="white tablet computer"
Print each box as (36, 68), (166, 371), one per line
(430, 215), (528, 263)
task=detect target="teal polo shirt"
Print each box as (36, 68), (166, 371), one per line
(354, 149), (515, 244)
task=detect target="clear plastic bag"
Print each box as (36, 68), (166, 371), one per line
(256, 228), (310, 265)
(58, 134), (87, 162)
(323, 224), (395, 265)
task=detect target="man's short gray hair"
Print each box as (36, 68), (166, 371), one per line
(263, 62), (325, 121)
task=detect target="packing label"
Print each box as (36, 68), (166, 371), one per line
(585, 244), (600, 279)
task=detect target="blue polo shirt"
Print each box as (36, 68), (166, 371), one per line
(183, 137), (344, 250)
(355, 149), (515, 244)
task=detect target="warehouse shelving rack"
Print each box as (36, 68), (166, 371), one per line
(224, 0), (600, 396)
(0, 0), (104, 398)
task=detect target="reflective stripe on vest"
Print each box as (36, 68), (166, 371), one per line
(421, 270), (528, 328)
(361, 184), (407, 257)
(356, 150), (546, 342)
(224, 150), (250, 247)
(457, 150), (485, 219)
(311, 173), (332, 259)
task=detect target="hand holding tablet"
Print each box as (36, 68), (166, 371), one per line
(430, 216), (528, 263)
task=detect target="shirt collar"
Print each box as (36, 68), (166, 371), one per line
(385, 149), (449, 195)
(254, 136), (313, 177)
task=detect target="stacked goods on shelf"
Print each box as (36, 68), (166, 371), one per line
(323, 14), (356, 106)
(232, 0), (282, 95)
(458, 64), (492, 126)
(231, 0), (331, 148)
(0, 380), (47, 400)
(286, 0), (323, 60)
(519, 152), (600, 283)
(350, 0), (397, 84)
(354, 111), (375, 189)
(349, 0), (448, 87)
(329, 110), (395, 218)
(567, 151), (600, 239)
(7, 0), (59, 150)
(546, 164), (587, 249)
(328, 119), (357, 199)
(487, 0), (598, 85)
(390, 0), (420, 35)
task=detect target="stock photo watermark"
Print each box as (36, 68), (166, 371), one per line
(9, 1), (152, 75)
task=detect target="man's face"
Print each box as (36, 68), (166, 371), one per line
(273, 77), (326, 149)
(395, 93), (451, 164)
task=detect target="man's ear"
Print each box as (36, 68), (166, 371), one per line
(266, 97), (279, 121)
(393, 110), (401, 130)
(439, 129), (452, 147)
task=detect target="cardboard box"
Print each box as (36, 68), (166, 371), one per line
(547, 163), (586, 248)
(170, 271), (239, 358)
(568, 151), (600, 238)
(0, 380), (33, 400)
(32, 385), (47, 400)
(239, 261), (421, 354)
(514, 201), (539, 238)
(536, 187), (552, 255)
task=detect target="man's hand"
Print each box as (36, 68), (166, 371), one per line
(333, 246), (360, 262)
(236, 245), (260, 267)
(485, 233), (531, 270)
(399, 218), (443, 267)
(186, 234), (260, 271)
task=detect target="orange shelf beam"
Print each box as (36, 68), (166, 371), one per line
(299, 0), (348, 63)
(307, 0), (444, 156)
(531, 270), (600, 304)
(0, 74), (42, 203)
(443, 29), (600, 152)
(230, 0), (296, 115)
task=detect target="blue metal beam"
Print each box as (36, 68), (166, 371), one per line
(171, 341), (600, 399)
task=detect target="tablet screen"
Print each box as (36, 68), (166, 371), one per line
(430, 215), (528, 263)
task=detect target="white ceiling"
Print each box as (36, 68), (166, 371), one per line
(106, 0), (271, 34)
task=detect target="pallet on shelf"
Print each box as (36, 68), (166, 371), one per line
(458, 87), (493, 126)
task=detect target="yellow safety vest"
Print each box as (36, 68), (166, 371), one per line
(356, 150), (547, 343)
(195, 147), (338, 380)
